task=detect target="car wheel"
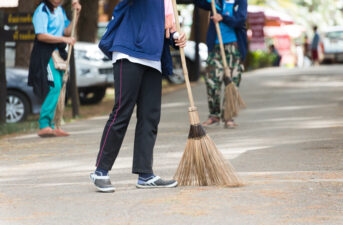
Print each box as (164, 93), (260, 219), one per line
(79, 87), (106, 105)
(6, 90), (30, 123)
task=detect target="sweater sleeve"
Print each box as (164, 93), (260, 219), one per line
(221, 0), (247, 28)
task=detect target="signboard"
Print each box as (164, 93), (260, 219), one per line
(0, 0), (19, 8)
(0, 29), (35, 42)
(0, 11), (34, 123)
(0, 12), (34, 42)
(4, 13), (33, 25)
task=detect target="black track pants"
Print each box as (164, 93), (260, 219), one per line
(95, 59), (162, 174)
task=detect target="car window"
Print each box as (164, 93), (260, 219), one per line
(326, 31), (343, 40)
(75, 50), (87, 59)
(97, 23), (108, 41)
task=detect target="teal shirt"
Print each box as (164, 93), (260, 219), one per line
(33, 3), (70, 37)
(208, 0), (237, 44)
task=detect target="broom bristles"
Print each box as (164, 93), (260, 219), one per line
(174, 109), (243, 187)
(54, 84), (67, 129)
(174, 134), (243, 187)
(223, 83), (246, 122)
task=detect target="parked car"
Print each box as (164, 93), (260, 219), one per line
(6, 67), (41, 123)
(321, 26), (343, 64)
(168, 40), (208, 84)
(74, 42), (113, 104)
(5, 42), (113, 123)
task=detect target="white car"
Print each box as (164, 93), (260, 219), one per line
(321, 26), (343, 63)
(168, 40), (208, 84)
(73, 42), (113, 104)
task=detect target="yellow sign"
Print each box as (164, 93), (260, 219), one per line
(12, 30), (35, 41)
(0, 29), (35, 42)
(5, 13), (33, 25)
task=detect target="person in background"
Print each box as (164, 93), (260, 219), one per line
(89, 0), (187, 193)
(311, 26), (321, 66)
(193, 0), (248, 128)
(302, 35), (312, 66)
(29, 0), (81, 137)
(269, 44), (281, 67)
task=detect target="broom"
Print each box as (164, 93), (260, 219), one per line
(172, 0), (242, 187)
(210, 0), (245, 122)
(54, 9), (77, 129)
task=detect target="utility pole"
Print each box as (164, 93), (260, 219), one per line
(69, 48), (80, 117)
(0, 10), (7, 124)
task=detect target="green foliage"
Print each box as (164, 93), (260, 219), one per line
(245, 50), (277, 71)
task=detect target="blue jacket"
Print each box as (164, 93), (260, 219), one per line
(99, 0), (176, 76)
(193, 0), (248, 60)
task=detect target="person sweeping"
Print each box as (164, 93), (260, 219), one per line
(28, 0), (81, 137)
(90, 0), (187, 192)
(193, 0), (248, 128)
(172, 0), (242, 187)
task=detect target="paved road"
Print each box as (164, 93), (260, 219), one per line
(1, 66), (343, 225)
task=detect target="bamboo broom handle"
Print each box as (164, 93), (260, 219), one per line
(211, 0), (231, 78)
(65, 9), (77, 68)
(171, 0), (195, 108)
(55, 8), (77, 128)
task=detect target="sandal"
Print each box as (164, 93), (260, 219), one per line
(224, 120), (238, 129)
(202, 116), (220, 127)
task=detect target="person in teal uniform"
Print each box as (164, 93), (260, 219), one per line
(29, 0), (81, 137)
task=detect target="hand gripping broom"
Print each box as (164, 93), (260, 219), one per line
(211, 0), (245, 122)
(54, 9), (77, 129)
(172, 0), (242, 187)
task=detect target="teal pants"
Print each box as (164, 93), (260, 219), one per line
(39, 58), (63, 129)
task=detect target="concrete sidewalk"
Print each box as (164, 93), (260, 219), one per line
(1, 66), (343, 225)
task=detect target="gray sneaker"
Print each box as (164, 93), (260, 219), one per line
(89, 172), (115, 193)
(136, 176), (178, 189)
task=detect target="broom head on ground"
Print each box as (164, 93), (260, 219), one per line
(210, 0), (246, 122)
(222, 69), (246, 122)
(174, 106), (243, 186)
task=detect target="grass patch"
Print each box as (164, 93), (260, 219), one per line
(0, 116), (39, 136)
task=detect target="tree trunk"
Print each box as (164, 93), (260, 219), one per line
(189, 7), (210, 43)
(15, 0), (36, 68)
(106, 0), (120, 20)
(77, 0), (99, 43)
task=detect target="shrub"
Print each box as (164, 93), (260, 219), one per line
(245, 50), (277, 71)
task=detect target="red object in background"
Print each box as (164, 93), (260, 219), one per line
(273, 35), (291, 54)
(273, 34), (294, 65)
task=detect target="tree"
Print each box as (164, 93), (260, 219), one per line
(248, 0), (343, 29)
(15, 0), (36, 68)
(77, 0), (99, 43)
(189, 7), (210, 43)
(106, 0), (120, 21)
